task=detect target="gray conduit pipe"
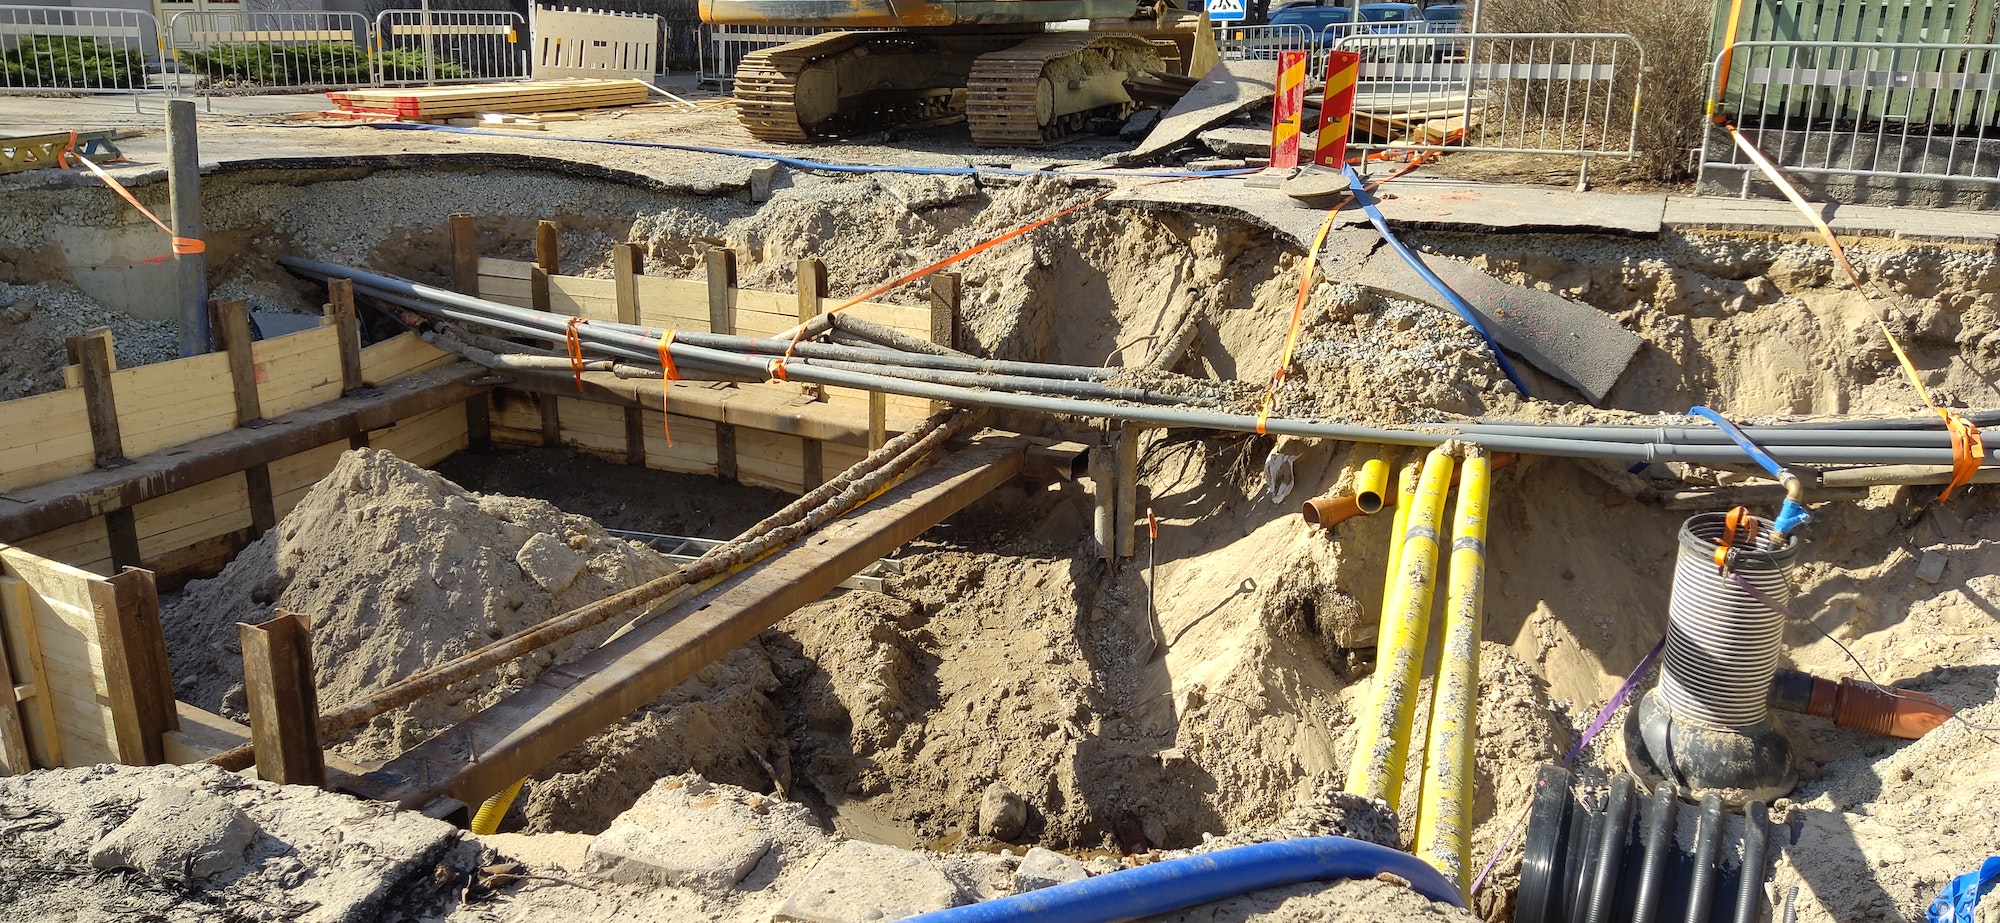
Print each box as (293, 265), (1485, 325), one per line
(291, 257), (2000, 469)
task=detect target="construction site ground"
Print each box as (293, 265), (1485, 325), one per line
(1, 79), (1998, 923)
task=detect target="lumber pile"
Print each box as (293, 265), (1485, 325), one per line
(328, 79), (647, 119)
(1306, 91), (1478, 147)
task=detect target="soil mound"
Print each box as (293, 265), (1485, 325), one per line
(167, 448), (678, 762)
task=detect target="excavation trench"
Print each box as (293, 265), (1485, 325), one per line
(2, 163), (1997, 923)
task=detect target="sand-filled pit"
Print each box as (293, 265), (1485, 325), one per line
(3, 160), (1996, 922)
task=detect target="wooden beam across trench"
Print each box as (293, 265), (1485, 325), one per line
(0, 361), (492, 544)
(354, 434), (1029, 814)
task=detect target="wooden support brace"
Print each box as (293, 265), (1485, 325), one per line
(798, 257), (828, 484)
(449, 213), (479, 294)
(535, 220), (560, 277)
(616, 244), (647, 466)
(67, 328), (126, 468)
(868, 392), (887, 451)
(327, 279), (365, 393)
(928, 273), (962, 417)
(466, 394), (493, 453)
(92, 568), (177, 765)
(0, 577), (62, 768)
(213, 298), (278, 537)
(530, 259), (560, 444)
(0, 609), (28, 775)
(708, 248), (740, 483)
(1114, 425), (1140, 559)
(239, 610), (326, 788)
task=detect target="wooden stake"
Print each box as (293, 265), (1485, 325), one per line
(0, 576), (63, 769)
(168, 99), (210, 357)
(212, 299), (278, 538)
(868, 392), (887, 451)
(1114, 426), (1139, 559)
(467, 394), (493, 453)
(616, 244), (646, 466)
(327, 279), (364, 394)
(239, 610), (326, 788)
(928, 272), (962, 417)
(93, 568), (177, 765)
(449, 213), (478, 294)
(66, 329), (125, 468)
(536, 220), (560, 277)
(0, 616), (29, 775)
(707, 248), (740, 482)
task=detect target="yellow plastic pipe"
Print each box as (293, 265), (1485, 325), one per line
(1377, 459), (1420, 616)
(1354, 452), (1392, 514)
(470, 777), (526, 835)
(1415, 447), (1489, 897)
(1345, 445), (1454, 810)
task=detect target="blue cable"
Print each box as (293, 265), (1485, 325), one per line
(1339, 164), (1531, 396)
(903, 835), (1465, 923)
(363, 122), (1263, 180)
(1690, 405), (1811, 536)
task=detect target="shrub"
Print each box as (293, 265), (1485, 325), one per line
(176, 41), (464, 86)
(2, 36), (144, 88)
(1481, 0), (1714, 180)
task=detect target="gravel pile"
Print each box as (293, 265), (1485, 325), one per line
(0, 281), (179, 401)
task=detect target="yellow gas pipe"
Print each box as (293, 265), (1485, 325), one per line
(1414, 447), (1489, 896)
(470, 777), (526, 835)
(1344, 445), (1455, 810)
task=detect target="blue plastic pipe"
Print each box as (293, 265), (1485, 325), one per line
(363, 122), (1261, 180)
(1340, 164), (1532, 396)
(901, 836), (1465, 923)
(1689, 405), (1811, 536)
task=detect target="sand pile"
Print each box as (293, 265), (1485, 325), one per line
(168, 449), (717, 766)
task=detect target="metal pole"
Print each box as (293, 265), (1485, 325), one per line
(167, 99), (210, 356)
(422, 0), (436, 85)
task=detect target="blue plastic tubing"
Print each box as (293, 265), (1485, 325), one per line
(364, 122), (1261, 180)
(901, 836), (1466, 923)
(1340, 164), (1533, 397)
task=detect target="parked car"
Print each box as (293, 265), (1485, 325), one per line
(1240, 4), (1351, 60)
(1422, 3), (1467, 32)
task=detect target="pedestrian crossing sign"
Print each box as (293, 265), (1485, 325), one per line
(1208, 0), (1247, 21)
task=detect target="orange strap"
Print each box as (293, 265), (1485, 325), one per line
(1722, 122), (1985, 499)
(1711, 0), (1748, 116)
(657, 328), (678, 447)
(778, 191), (1112, 369)
(1254, 158), (1428, 433)
(72, 152), (205, 256)
(565, 316), (589, 391)
(1714, 506), (1759, 571)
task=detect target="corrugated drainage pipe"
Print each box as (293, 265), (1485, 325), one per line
(903, 836), (1466, 923)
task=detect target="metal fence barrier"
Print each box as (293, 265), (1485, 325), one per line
(1699, 41), (2000, 189)
(166, 10), (375, 97)
(1214, 23), (1314, 64)
(0, 5), (161, 103)
(375, 9), (528, 86)
(698, 24), (845, 88)
(1335, 31), (1643, 172)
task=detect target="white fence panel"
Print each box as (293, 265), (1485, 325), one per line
(0, 5), (160, 98)
(375, 9), (528, 86)
(532, 5), (661, 82)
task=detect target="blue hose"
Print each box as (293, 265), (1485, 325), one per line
(1340, 164), (1531, 396)
(363, 123), (1261, 180)
(1688, 405), (1811, 537)
(903, 836), (1465, 923)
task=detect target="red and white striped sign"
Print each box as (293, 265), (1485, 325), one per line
(1269, 50), (1308, 168)
(1315, 50), (1361, 168)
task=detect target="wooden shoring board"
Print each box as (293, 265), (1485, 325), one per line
(0, 577), (51, 771)
(475, 258), (933, 337)
(13, 520), (111, 578)
(253, 326), (344, 419)
(357, 435), (1029, 810)
(368, 404), (471, 469)
(0, 362), (490, 544)
(0, 388), (92, 493)
(0, 547), (118, 765)
(360, 332), (457, 385)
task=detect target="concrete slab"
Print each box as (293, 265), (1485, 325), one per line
(1353, 248), (1642, 404)
(584, 778), (778, 890)
(1014, 846), (1089, 892)
(1199, 125), (1278, 159)
(1123, 59), (1277, 165)
(775, 840), (961, 923)
(1662, 195), (2000, 244)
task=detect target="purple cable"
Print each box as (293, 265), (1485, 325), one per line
(1467, 634), (1666, 898)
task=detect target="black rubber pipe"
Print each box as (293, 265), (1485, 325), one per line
(1733, 801), (1773, 923)
(1585, 774), (1638, 923)
(1684, 793), (1725, 923)
(1632, 781), (1679, 923)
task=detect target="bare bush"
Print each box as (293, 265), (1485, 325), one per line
(1480, 0), (1713, 179)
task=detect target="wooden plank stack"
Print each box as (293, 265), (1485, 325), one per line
(327, 78), (648, 119)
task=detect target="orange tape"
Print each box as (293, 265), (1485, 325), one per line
(565, 316), (589, 391)
(1253, 158), (1426, 433)
(658, 328), (677, 447)
(73, 152), (205, 259)
(779, 191), (1112, 368)
(1722, 122), (1986, 499)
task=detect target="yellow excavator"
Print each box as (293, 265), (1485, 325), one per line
(698, 0), (1219, 147)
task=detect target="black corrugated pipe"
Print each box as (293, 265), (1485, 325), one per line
(283, 256), (2000, 470)
(1517, 765), (1779, 923)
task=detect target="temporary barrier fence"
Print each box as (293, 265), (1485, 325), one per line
(1699, 40), (2000, 190)
(530, 5), (661, 82)
(1215, 23), (1314, 63)
(697, 24), (845, 87)
(374, 9), (529, 86)
(0, 5), (161, 107)
(1336, 31), (1643, 177)
(165, 10), (375, 99)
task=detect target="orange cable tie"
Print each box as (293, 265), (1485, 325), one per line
(658, 328), (678, 448)
(565, 316), (589, 391)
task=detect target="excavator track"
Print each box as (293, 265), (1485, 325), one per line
(732, 32), (867, 144)
(966, 32), (1163, 148)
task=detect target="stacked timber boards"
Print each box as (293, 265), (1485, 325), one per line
(328, 79), (647, 119)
